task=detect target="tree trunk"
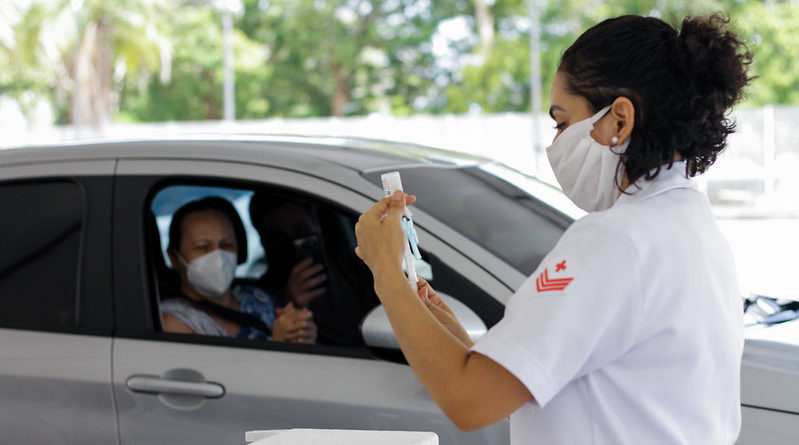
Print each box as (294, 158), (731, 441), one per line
(330, 59), (349, 116)
(73, 17), (113, 130)
(475, 0), (495, 60)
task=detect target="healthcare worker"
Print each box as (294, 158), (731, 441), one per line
(354, 14), (751, 444)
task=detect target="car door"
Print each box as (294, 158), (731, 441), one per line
(110, 158), (510, 445)
(0, 159), (117, 445)
(737, 329), (799, 444)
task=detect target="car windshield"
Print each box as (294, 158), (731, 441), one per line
(364, 164), (574, 275)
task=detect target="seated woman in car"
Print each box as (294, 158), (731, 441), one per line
(160, 196), (317, 343)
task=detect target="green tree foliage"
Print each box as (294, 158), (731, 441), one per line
(0, 1), (53, 114)
(733, 1), (799, 105)
(3, 0), (799, 124)
(3, 0), (170, 126)
(236, 0), (469, 117)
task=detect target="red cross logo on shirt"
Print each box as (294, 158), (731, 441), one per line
(535, 260), (573, 293)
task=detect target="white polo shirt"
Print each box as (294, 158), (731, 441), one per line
(471, 162), (744, 444)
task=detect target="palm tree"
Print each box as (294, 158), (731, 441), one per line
(11, 0), (172, 129)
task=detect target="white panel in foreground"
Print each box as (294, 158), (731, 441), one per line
(246, 429), (438, 445)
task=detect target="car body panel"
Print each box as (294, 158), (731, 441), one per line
(113, 339), (507, 445)
(0, 158), (117, 445)
(0, 330), (117, 445)
(737, 407), (799, 445)
(739, 318), (799, 443)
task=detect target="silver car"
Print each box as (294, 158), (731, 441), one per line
(0, 136), (795, 444)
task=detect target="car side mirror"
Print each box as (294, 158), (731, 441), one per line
(360, 292), (487, 361)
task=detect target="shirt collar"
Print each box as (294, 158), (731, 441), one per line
(616, 161), (694, 204)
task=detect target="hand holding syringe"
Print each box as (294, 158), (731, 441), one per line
(381, 171), (423, 289)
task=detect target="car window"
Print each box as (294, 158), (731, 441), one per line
(363, 165), (571, 275)
(151, 185), (263, 279)
(148, 183), (382, 348)
(145, 180), (502, 353)
(0, 180), (84, 330)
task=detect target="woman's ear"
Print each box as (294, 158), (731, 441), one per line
(610, 97), (635, 145)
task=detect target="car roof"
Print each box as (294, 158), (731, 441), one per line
(0, 134), (490, 173)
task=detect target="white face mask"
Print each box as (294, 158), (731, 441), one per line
(178, 249), (237, 298)
(546, 105), (629, 212)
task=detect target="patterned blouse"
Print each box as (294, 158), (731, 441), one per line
(160, 284), (278, 340)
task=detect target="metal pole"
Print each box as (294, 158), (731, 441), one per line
(222, 10), (235, 121)
(763, 104), (776, 198)
(71, 0), (83, 137)
(529, 0), (543, 175)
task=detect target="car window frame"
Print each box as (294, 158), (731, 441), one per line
(112, 158), (512, 359)
(0, 162), (114, 336)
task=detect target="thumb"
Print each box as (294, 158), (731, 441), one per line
(418, 285), (429, 304)
(387, 190), (406, 220)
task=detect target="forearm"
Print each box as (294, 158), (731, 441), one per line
(373, 268), (487, 426)
(356, 194), (531, 428)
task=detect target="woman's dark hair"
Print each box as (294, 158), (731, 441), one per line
(558, 13), (753, 185)
(167, 196), (248, 264)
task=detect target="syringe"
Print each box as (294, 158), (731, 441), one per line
(380, 171), (422, 289)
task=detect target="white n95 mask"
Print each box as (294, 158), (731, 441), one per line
(546, 105), (629, 212)
(180, 249), (237, 297)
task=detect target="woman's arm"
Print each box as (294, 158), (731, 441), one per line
(162, 313), (196, 334)
(356, 192), (533, 430)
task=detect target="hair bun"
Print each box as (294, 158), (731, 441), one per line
(678, 14), (752, 109)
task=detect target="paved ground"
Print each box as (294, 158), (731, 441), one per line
(717, 218), (799, 301)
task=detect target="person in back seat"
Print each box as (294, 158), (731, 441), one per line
(160, 196), (316, 343)
(250, 192), (379, 346)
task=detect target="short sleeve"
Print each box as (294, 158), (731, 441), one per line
(470, 214), (642, 407)
(160, 298), (228, 336)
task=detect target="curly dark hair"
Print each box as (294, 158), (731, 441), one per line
(558, 13), (753, 185)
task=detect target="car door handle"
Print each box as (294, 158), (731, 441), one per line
(125, 374), (225, 398)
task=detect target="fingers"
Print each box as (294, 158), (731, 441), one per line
(354, 191), (413, 274)
(287, 327), (317, 343)
(287, 260), (327, 306)
(277, 313), (317, 343)
(281, 326), (317, 343)
(430, 293), (453, 315)
(291, 257), (314, 272)
(361, 196), (392, 220)
(297, 287), (325, 304)
(358, 191), (415, 222)
(291, 261), (326, 284)
(416, 278), (436, 305)
(273, 307), (316, 342)
(415, 278), (455, 317)
(426, 300), (450, 319)
(301, 272), (327, 289)
(386, 190), (406, 221)
(278, 307), (313, 323)
(292, 261), (323, 278)
(360, 191), (409, 222)
(418, 283), (430, 304)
